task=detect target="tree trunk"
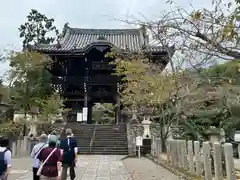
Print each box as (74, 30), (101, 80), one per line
(161, 136), (167, 153)
(23, 106), (28, 136)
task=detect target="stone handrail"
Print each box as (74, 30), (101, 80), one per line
(89, 123), (97, 153)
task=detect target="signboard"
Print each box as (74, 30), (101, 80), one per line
(77, 113), (82, 122)
(82, 107), (88, 121)
(136, 136), (143, 146)
(234, 131), (240, 142)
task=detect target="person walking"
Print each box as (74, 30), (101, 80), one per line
(60, 128), (78, 180)
(37, 136), (62, 180)
(0, 138), (11, 180)
(30, 134), (48, 180)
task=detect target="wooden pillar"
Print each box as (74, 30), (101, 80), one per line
(87, 102), (92, 124)
(84, 55), (88, 108)
(115, 83), (120, 124)
(84, 82), (88, 107)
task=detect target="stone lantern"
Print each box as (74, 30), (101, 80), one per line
(28, 106), (39, 137)
(141, 116), (152, 139)
(206, 126), (222, 144)
(141, 107), (152, 139)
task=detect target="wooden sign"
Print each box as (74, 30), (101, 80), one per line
(82, 107), (88, 121)
(136, 136), (143, 146)
(77, 113), (82, 122)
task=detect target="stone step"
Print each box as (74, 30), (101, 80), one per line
(93, 140), (127, 144)
(90, 151), (128, 155)
(92, 147), (128, 151)
(74, 135), (92, 138)
(91, 149), (128, 155)
(95, 131), (125, 133)
(93, 144), (128, 147)
(95, 134), (126, 137)
(94, 137), (126, 141)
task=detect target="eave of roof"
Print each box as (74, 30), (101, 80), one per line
(32, 26), (174, 55)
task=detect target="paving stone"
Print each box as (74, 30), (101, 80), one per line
(9, 155), (180, 180)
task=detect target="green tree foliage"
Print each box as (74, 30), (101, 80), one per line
(8, 51), (52, 112)
(113, 46), (240, 143)
(0, 121), (24, 138)
(7, 51), (65, 127)
(109, 50), (175, 112)
(109, 50), (178, 152)
(92, 103), (115, 124)
(36, 93), (67, 123)
(173, 62), (240, 141)
(19, 9), (59, 47)
(0, 79), (8, 103)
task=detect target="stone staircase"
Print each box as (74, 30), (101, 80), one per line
(63, 123), (128, 155)
(91, 124), (128, 155)
(64, 122), (94, 154)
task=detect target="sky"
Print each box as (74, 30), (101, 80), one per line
(0, 0), (215, 76)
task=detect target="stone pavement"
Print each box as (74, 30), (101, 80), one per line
(122, 157), (179, 180)
(9, 155), (180, 180)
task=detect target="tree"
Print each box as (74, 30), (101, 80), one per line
(109, 50), (176, 112)
(92, 103), (115, 124)
(7, 51), (64, 135)
(8, 51), (50, 134)
(139, 0), (240, 66)
(37, 93), (67, 123)
(108, 49), (183, 151)
(171, 61), (240, 142)
(19, 9), (59, 47)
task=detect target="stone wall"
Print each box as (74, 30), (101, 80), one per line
(11, 137), (38, 158)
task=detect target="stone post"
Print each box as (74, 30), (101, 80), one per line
(176, 140), (182, 168)
(213, 142), (223, 180)
(20, 139), (26, 156)
(128, 134), (133, 156)
(132, 133), (136, 156)
(23, 136), (28, 155)
(194, 141), (201, 176)
(151, 134), (156, 157)
(12, 141), (16, 157)
(188, 141), (195, 173)
(178, 140), (184, 169)
(166, 139), (171, 163)
(156, 138), (161, 159)
(224, 143), (236, 180)
(238, 144), (240, 160)
(203, 142), (212, 180)
(169, 140), (174, 166)
(172, 140), (177, 167)
(126, 123), (133, 156)
(182, 140), (188, 170)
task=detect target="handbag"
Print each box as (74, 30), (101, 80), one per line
(36, 148), (57, 176)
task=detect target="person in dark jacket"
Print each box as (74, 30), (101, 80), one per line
(60, 128), (77, 180)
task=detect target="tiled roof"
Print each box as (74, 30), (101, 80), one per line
(33, 27), (168, 53)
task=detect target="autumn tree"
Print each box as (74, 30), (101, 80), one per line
(129, 0), (240, 70)
(19, 9), (59, 48)
(108, 49), (181, 151)
(109, 50), (175, 111)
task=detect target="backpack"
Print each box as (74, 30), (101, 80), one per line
(0, 149), (8, 176)
(62, 138), (75, 164)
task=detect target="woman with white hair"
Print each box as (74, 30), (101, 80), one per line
(30, 134), (48, 180)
